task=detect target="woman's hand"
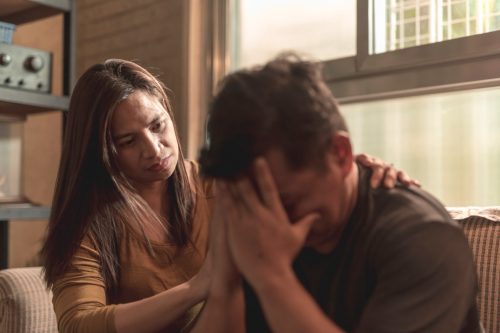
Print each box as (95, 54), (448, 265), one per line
(355, 153), (421, 189)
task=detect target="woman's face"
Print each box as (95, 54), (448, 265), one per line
(110, 90), (179, 189)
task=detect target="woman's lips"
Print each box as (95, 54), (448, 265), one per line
(148, 155), (170, 172)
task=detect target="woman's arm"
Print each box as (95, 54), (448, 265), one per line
(52, 239), (210, 333)
(114, 268), (209, 333)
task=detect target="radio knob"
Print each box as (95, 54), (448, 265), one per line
(0, 53), (12, 66)
(4, 77), (11, 84)
(24, 55), (44, 72)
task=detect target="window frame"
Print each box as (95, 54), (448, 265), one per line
(323, 0), (500, 104)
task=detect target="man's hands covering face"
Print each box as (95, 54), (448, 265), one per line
(218, 158), (319, 289)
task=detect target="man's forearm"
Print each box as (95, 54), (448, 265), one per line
(251, 268), (345, 333)
(190, 284), (245, 333)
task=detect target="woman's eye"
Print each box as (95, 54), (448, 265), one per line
(119, 138), (134, 147)
(151, 121), (164, 132)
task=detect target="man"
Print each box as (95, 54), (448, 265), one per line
(197, 54), (481, 333)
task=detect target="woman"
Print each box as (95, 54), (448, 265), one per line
(41, 59), (415, 333)
(42, 59), (213, 333)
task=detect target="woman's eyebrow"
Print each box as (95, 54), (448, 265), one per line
(113, 115), (166, 140)
(148, 114), (168, 125)
(113, 131), (133, 141)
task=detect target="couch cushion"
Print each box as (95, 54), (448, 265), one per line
(448, 207), (500, 333)
(0, 267), (58, 333)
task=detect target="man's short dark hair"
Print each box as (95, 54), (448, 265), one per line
(199, 53), (348, 179)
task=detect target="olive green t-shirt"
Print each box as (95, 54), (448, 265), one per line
(245, 163), (481, 333)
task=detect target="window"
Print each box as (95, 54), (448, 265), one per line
(210, 0), (500, 206)
(372, 0), (500, 54)
(226, 0), (356, 70)
(342, 86), (500, 206)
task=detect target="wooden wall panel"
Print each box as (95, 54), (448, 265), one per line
(7, 0), (199, 267)
(75, 0), (189, 150)
(8, 14), (63, 267)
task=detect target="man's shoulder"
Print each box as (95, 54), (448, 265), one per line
(353, 164), (463, 248)
(356, 163), (453, 229)
(374, 185), (451, 221)
(363, 184), (471, 261)
(350, 181), (467, 257)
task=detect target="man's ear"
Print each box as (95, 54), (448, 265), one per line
(326, 131), (354, 177)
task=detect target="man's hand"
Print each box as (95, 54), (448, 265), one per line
(189, 185), (245, 333)
(355, 153), (421, 189)
(209, 186), (241, 293)
(219, 159), (344, 333)
(219, 158), (318, 289)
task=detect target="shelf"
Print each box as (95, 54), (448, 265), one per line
(0, 204), (50, 220)
(0, 0), (70, 24)
(0, 0), (71, 270)
(0, 87), (68, 117)
(0, 203), (51, 269)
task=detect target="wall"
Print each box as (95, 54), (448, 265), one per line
(75, 0), (197, 156)
(8, 14), (63, 267)
(8, 0), (204, 267)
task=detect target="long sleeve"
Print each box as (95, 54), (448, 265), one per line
(52, 238), (117, 333)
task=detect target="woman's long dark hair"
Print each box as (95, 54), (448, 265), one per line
(41, 59), (194, 298)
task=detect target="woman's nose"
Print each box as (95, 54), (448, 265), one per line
(142, 133), (161, 159)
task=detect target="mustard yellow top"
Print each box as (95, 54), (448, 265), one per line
(51, 164), (214, 333)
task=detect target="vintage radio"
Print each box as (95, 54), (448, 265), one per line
(0, 43), (52, 93)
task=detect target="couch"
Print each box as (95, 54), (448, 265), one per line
(447, 206), (500, 333)
(0, 207), (499, 333)
(0, 266), (57, 333)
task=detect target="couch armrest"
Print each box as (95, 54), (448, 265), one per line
(0, 267), (58, 333)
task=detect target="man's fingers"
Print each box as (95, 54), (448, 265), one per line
(292, 213), (318, 246)
(234, 176), (261, 212)
(253, 158), (284, 211)
(218, 181), (241, 222)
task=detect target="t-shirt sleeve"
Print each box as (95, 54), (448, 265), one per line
(51, 237), (117, 333)
(356, 221), (478, 333)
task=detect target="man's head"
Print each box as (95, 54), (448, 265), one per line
(200, 53), (349, 179)
(199, 54), (358, 252)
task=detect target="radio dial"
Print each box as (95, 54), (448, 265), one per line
(0, 53), (12, 66)
(24, 55), (44, 72)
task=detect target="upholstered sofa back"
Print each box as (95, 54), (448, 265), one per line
(0, 266), (57, 333)
(448, 207), (500, 333)
(0, 207), (498, 333)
